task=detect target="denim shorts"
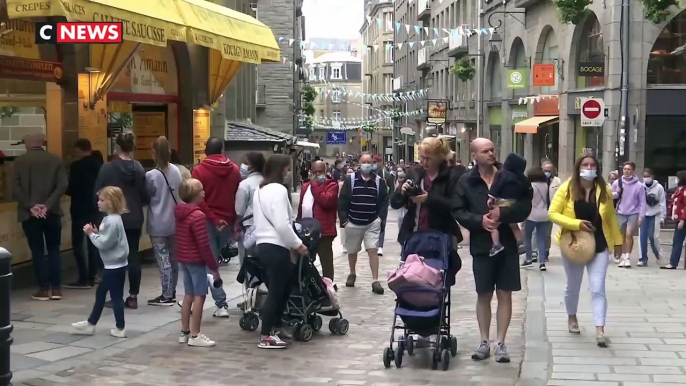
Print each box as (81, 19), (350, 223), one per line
(180, 263), (208, 297)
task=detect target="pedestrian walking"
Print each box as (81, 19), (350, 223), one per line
(611, 161), (646, 267)
(548, 154), (622, 347)
(253, 154), (308, 349)
(14, 133), (68, 301)
(452, 138), (532, 363)
(95, 132), (149, 309)
(65, 138), (102, 289)
(339, 167), (354, 255)
(235, 152), (266, 264)
(338, 152), (389, 295)
(373, 155), (394, 257)
(175, 179), (220, 347)
(71, 186), (129, 338)
(638, 168), (666, 266)
(532, 160), (561, 261)
(521, 167), (553, 271)
(297, 160), (339, 280)
(662, 171), (686, 270)
(145, 137), (182, 306)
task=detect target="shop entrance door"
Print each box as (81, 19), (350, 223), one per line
(132, 104), (168, 168)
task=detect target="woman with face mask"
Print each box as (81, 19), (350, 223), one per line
(235, 152), (266, 265)
(639, 168), (666, 267)
(548, 154), (623, 348)
(662, 171), (686, 270)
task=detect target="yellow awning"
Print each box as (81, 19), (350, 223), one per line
(514, 116), (558, 134)
(174, 0), (280, 63)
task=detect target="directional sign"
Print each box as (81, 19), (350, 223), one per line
(580, 97), (605, 127)
(326, 130), (347, 145)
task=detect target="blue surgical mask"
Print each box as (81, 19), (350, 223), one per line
(316, 174), (326, 183)
(240, 163), (250, 177)
(360, 164), (372, 173)
(580, 169), (597, 181)
(544, 171), (552, 178)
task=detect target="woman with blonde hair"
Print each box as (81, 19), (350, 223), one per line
(548, 154), (622, 347)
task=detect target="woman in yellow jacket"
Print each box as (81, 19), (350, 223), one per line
(548, 154), (623, 347)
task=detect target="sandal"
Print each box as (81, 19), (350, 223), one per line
(568, 323), (581, 334)
(660, 265), (677, 270)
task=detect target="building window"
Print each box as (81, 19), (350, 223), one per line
(511, 38), (527, 96)
(540, 29), (559, 94)
(332, 89), (342, 103)
(577, 13), (605, 88)
(488, 52), (502, 98)
(385, 41), (393, 64)
(648, 10), (686, 85)
(332, 67), (342, 79)
(384, 12), (393, 32)
(318, 66), (325, 81)
(384, 74), (393, 94)
(308, 68), (316, 81)
(332, 111), (341, 121)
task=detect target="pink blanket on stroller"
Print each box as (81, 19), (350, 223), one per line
(387, 254), (443, 308)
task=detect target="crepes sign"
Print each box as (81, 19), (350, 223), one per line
(427, 99), (448, 124)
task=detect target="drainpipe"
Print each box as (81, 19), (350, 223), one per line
(618, 0), (630, 166)
(392, 5), (397, 162)
(476, 4), (485, 137)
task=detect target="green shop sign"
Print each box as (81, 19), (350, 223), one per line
(507, 69), (527, 89)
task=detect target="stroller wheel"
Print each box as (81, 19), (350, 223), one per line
(449, 336), (458, 357)
(329, 318), (340, 334)
(299, 324), (314, 342)
(311, 315), (323, 332)
(336, 319), (349, 335)
(441, 349), (450, 371)
(239, 315), (247, 330)
(431, 351), (439, 370)
(245, 312), (259, 331)
(382, 347), (393, 369)
(406, 336), (414, 356)
(394, 347), (403, 368)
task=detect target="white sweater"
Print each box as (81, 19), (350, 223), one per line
(252, 183), (303, 250)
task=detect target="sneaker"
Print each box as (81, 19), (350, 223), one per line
(213, 306), (230, 318)
(50, 289), (63, 300)
(274, 330), (293, 343)
(619, 258), (632, 268)
(495, 342), (511, 363)
(471, 340), (491, 360)
(179, 331), (190, 344)
(64, 281), (91, 289)
(637, 261), (647, 267)
(539, 263), (547, 271)
(258, 334), (288, 349)
(345, 273), (356, 287)
(188, 333), (216, 347)
(110, 328), (126, 338)
(147, 295), (175, 306)
(531, 250), (538, 263)
(613, 257), (621, 264)
(177, 300), (193, 315)
(372, 281), (385, 295)
(521, 260), (533, 268)
(32, 290), (50, 301)
(71, 321), (95, 335)
(489, 244), (504, 257)
(124, 297), (138, 309)
(342, 248), (348, 255)
(517, 242), (526, 256)
(378, 247), (384, 256)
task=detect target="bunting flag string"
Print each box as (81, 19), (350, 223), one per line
(517, 94), (559, 105)
(312, 107), (425, 127)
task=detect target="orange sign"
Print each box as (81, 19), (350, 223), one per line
(533, 64), (555, 87)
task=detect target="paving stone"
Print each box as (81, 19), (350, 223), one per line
(26, 346), (92, 362)
(612, 365), (683, 374)
(11, 342), (64, 355)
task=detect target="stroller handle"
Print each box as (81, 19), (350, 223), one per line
(239, 215), (254, 232)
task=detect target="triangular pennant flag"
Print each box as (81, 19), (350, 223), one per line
(396, 22), (401, 31)
(288, 39), (294, 46)
(405, 25), (411, 34)
(377, 17), (382, 26)
(442, 37), (449, 44)
(398, 43), (404, 50)
(433, 28), (439, 36)
(373, 44), (379, 51)
(424, 27), (429, 35)
(488, 27), (495, 35)
(420, 40), (426, 47)
(278, 36), (284, 42)
(409, 42), (415, 48)
(431, 39), (437, 46)
(414, 26), (421, 34)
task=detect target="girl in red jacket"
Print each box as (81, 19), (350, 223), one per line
(175, 179), (221, 347)
(663, 172), (686, 269)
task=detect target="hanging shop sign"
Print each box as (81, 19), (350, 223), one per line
(578, 62), (605, 77)
(532, 64), (555, 87)
(427, 99), (447, 124)
(0, 56), (63, 82)
(0, 19), (40, 59)
(507, 69), (527, 89)
(326, 130), (347, 145)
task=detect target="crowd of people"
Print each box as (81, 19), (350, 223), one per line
(13, 129), (685, 357)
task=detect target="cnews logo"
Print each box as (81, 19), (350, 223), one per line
(35, 22), (123, 44)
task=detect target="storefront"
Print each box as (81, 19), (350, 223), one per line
(0, 0), (280, 265)
(511, 104), (528, 155)
(514, 95), (559, 167)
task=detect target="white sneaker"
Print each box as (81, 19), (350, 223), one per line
(110, 328), (126, 338)
(188, 333), (216, 347)
(71, 321), (95, 335)
(619, 257), (631, 268)
(213, 306), (230, 318)
(613, 257), (621, 264)
(342, 248), (348, 255)
(179, 332), (190, 344)
(378, 247), (384, 256)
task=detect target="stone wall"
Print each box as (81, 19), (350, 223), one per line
(0, 107), (46, 156)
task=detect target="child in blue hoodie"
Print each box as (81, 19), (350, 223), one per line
(71, 186), (129, 338)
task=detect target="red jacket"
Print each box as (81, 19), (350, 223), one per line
(174, 203), (219, 272)
(297, 178), (339, 237)
(670, 187), (686, 221)
(192, 154), (240, 226)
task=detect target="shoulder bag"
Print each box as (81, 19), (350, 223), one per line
(560, 187), (599, 265)
(156, 168), (178, 205)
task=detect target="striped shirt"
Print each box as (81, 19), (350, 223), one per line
(348, 172), (379, 225)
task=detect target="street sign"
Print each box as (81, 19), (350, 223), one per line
(580, 98), (605, 127)
(326, 130), (346, 145)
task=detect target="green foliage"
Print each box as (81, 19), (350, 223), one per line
(552, 0), (592, 24)
(302, 103), (315, 116)
(300, 84), (317, 135)
(301, 85), (317, 103)
(362, 122), (377, 133)
(450, 59), (476, 82)
(639, 0), (677, 23)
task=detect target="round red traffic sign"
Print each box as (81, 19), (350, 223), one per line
(582, 99), (602, 119)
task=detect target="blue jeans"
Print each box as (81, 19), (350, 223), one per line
(639, 215), (661, 263)
(669, 226), (686, 267)
(88, 266), (126, 329)
(206, 221), (230, 308)
(524, 220), (552, 262)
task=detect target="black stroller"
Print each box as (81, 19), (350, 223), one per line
(384, 231), (457, 371)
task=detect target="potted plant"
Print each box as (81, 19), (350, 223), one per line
(300, 85), (318, 135)
(553, 0), (592, 24)
(450, 59), (476, 82)
(639, 0), (677, 23)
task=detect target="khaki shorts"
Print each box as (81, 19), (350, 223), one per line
(344, 218), (381, 254)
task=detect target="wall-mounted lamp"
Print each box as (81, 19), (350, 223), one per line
(82, 67), (101, 110)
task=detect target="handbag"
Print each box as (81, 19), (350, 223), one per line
(560, 188), (600, 265)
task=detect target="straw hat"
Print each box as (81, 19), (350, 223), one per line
(560, 230), (596, 264)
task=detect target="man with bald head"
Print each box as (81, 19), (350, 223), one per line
(14, 133), (68, 301)
(452, 138), (532, 363)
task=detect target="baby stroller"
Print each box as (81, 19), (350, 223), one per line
(237, 215), (265, 332)
(384, 231), (457, 371)
(284, 217), (348, 342)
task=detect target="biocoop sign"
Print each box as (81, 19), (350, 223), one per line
(580, 98), (605, 127)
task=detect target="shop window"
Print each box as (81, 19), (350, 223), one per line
(645, 116), (686, 180)
(576, 13), (605, 88)
(648, 10), (686, 85)
(490, 126), (502, 158)
(488, 53), (502, 99)
(574, 119), (603, 168)
(540, 29), (559, 94)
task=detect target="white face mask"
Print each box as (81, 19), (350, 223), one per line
(644, 177), (653, 185)
(580, 169), (597, 181)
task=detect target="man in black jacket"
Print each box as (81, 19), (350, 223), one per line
(65, 139), (102, 288)
(452, 138), (532, 364)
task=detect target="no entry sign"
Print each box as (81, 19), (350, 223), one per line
(580, 98), (605, 127)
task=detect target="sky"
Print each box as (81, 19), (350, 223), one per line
(303, 0), (364, 40)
